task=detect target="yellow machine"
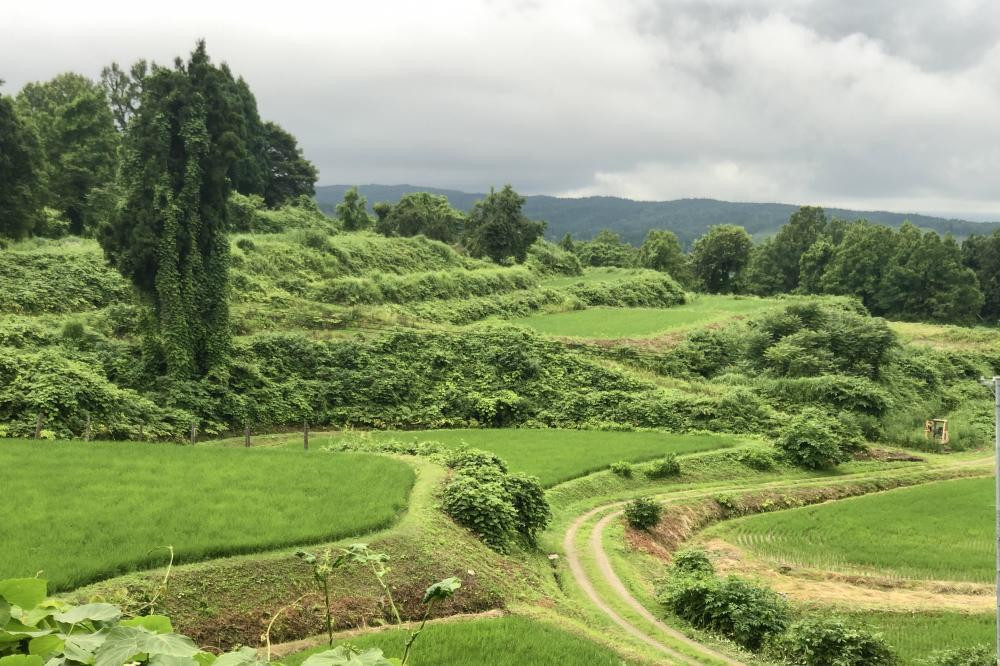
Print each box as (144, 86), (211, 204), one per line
(924, 418), (949, 446)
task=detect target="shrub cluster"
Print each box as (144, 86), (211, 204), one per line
(658, 572), (790, 651)
(440, 448), (550, 551)
(920, 645), (995, 666)
(623, 497), (661, 530)
(773, 617), (896, 665)
(610, 460), (634, 478)
(776, 407), (864, 470)
(644, 453), (681, 479)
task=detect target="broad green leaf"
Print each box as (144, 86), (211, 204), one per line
(120, 615), (172, 634)
(193, 652), (217, 666)
(54, 603), (121, 625)
(94, 626), (147, 666)
(63, 629), (108, 662)
(0, 580), (46, 611)
(96, 626), (200, 666)
(0, 656), (44, 666)
(211, 647), (259, 666)
(28, 634), (64, 657)
(421, 577), (461, 603)
(301, 646), (394, 666)
(0, 599), (9, 626)
(1, 620), (54, 638)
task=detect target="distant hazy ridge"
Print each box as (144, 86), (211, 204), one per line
(316, 184), (1000, 246)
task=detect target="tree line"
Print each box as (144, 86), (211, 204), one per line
(559, 207), (1000, 326)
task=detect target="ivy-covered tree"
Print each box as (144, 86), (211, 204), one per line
(638, 229), (693, 287)
(337, 187), (374, 231)
(374, 191), (465, 243)
(690, 224), (752, 293)
(0, 84), (44, 239)
(15, 73), (119, 235)
(575, 229), (637, 267)
(99, 41), (245, 379)
(464, 185), (545, 263)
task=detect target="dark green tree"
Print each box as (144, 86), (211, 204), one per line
(15, 73), (119, 235)
(337, 187), (374, 231)
(464, 185), (545, 263)
(797, 236), (836, 294)
(878, 224), (983, 324)
(743, 239), (785, 296)
(637, 229), (693, 287)
(99, 41), (244, 379)
(770, 205), (828, 291)
(963, 231), (1000, 324)
(0, 85), (44, 238)
(820, 221), (896, 311)
(690, 225), (753, 293)
(575, 229), (637, 267)
(374, 192), (465, 243)
(260, 121), (317, 206)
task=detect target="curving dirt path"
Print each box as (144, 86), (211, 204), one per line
(564, 502), (741, 665)
(560, 457), (994, 666)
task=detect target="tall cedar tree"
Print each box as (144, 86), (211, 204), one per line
(962, 231), (1000, 324)
(100, 42), (244, 379)
(464, 185), (545, 263)
(0, 87), (44, 238)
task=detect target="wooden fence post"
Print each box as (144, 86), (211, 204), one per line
(303, 419), (309, 451)
(244, 423), (251, 448)
(84, 414), (91, 442)
(34, 413), (44, 439)
(138, 423), (144, 441)
(189, 423), (197, 445)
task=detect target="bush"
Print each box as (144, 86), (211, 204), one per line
(736, 447), (777, 471)
(525, 239), (583, 276)
(774, 617), (896, 665)
(921, 645), (995, 666)
(446, 448), (508, 477)
(670, 548), (714, 576)
(610, 460), (634, 478)
(505, 473), (550, 546)
(441, 475), (517, 552)
(659, 574), (790, 651)
(777, 408), (858, 470)
(624, 497), (661, 530)
(645, 454), (681, 479)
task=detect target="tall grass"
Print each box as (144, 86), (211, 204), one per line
(0, 439), (415, 591)
(282, 615), (627, 665)
(711, 477), (995, 582)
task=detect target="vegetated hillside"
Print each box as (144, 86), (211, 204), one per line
(315, 184), (1000, 245)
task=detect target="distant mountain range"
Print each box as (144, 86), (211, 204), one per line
(314, 184), (1000, 247)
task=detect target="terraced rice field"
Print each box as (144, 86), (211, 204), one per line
(843, 611), (996, 663)
(275, 428), (746, 487)
(1, 439), (414, 590)
(514, 294), (780, 338)
(710, 476), (995, 582)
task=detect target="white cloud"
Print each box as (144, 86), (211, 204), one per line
(3, 0), (1000, 218)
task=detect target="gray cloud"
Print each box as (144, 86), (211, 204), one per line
(3, 0), (1000, 217)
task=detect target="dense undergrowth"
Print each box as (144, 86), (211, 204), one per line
(0, 228), (994, 449)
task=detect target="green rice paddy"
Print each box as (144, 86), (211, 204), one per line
(0, 439), (414, 591)
(711, 476), (995, 582)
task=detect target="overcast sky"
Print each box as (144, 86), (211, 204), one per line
(4, 0), (1000, 219)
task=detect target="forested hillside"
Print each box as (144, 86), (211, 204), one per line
(315, 184), (1000, 245)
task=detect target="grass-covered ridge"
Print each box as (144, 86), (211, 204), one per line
(282, 614), (630, 666)
(231, 428), (746, 487)
(0, 439), (415, 591)
(709, 476), (995, 582)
